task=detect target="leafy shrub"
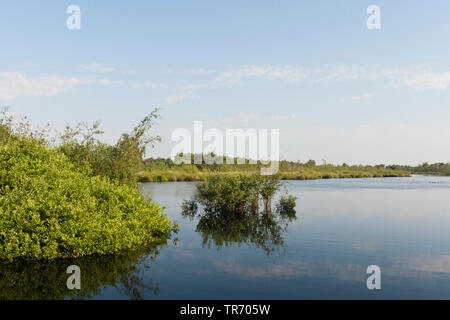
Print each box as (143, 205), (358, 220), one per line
(257, 175), (282, 212)
(0, 137), (175, 261)
(184, 174), (286, 215)
(276, 195), (297, 218)
(136, 171), (152, 182)
(150, 175), (168, 182)
(56, 109), (161, 188)
(181, 175), (297, 256)
(166, 175), (177, 182)
(190, 175), (260, 215)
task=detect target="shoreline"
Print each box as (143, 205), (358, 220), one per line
(137, 172), (411, 183)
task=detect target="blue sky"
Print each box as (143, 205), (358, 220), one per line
(1, 1), (450, 165)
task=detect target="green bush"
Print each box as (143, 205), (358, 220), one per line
(136, 171), (152, 182)
(166, 175), (177, 182)
(276, 195), (297, 218)
(0, 137), (174, 261)
(150, 175), (168, 182)
(184, 174), (285, 215)
(190, 175), (260, 215)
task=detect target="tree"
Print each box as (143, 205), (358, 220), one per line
(305, 159), (316, 167)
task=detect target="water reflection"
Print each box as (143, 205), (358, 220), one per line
(0, 240), (168, 300)
(182, 204), (297, 256)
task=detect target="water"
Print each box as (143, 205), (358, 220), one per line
(2, 175), (450, 299)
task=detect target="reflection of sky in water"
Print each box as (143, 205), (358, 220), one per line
(5, 176), (448, 299)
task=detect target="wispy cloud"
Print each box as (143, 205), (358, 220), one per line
(0, 72), (125, 100)
(189, 68), (218, 76)
(0, 72), (81, 100)
(324, 65), (367, 82)
(214, 65), (311, 86)
(85, 79), (124, 86)
(164, 92), (193, 104)
(342, 93), (373, 102)
(234, 113), (258, 121)
(398, 72), (450, 90)
(132, 81), (165, 89)
(181, 83), (213, 90)
(268, 114), (296, 121)
(122, 69), (137, 75)
(177, 64), (419, 91)
(79, 62), (116, 73)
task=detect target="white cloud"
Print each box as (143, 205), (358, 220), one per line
(181, 83), (213, 90)
(131, 81), (165, 89)
(86, 79), (124, 86)
(164, 92), (193, 104)
(122, 69), (137, 75)
(189, 68), (218, 76)
(0, 72), (126, 100)
(342, 93), (373, 102)
(0, 72), (81, 100)
(368, 68), (405, 80)
(399, 72), (450, 90)
(323, 65), (367, 82)
(234, 113), (258, 121)
(156, 65), (450, 98)
(214, 65), (311, 86)
(79, 62), (116, 73)
(268, 114), (296, 121)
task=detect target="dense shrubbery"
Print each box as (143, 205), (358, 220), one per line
(57, 109), (161, 188)
(385, 162), (450, 176)
(184, 175), (261, 215)
(276, 194), (297, 218)
(182, 174), (288, 215)
(0, 137), (173, 260)
(0, 108), (175, 261)
(181, 174), (297, 255)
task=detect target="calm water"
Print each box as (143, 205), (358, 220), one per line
(2, 175), (450, 299)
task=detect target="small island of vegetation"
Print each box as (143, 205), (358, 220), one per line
(182, 174), (297, 256)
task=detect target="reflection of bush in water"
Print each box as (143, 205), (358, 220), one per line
(195, 211), (295, 256)
(0, 240), (167, 300)
(181, 175), (298, 255)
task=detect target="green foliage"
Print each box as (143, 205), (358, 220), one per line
(57, 109), (161, 188)
(187, 175), (261, 215)
(138, 154), (412, 183)
(0, 137), (174, 261)
(387, 162), (450, 176)
(181, 175), (297, 256)
(257, 175), (282, 212)
(182, 174), (289, 216)
(276, 194), (297, 219)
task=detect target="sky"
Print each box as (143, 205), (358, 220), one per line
(1, 0), (450, 165)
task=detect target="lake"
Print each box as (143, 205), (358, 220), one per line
(2, 175), (450, 299)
